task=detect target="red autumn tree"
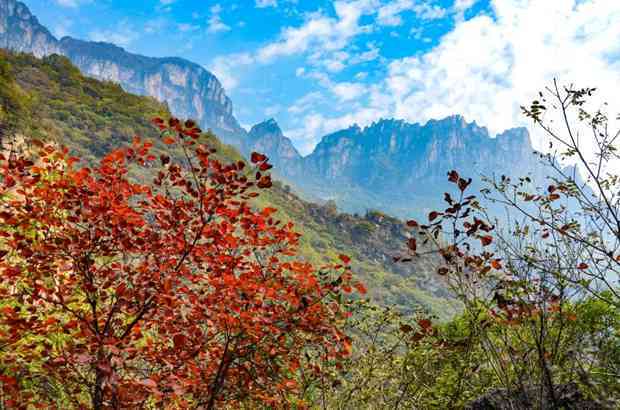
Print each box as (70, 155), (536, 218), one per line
(0, 118), (355, 409)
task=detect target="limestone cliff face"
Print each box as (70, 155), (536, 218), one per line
(246, 119), (303, 177)
(0, 0), (60, 57)
(58, 37), (243, 137)
(301, 116), (541, 195)
(0, 0), (243, 140)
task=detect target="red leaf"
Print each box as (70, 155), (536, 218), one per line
(251, 152), (267, 163)
(458, 177), (472, 192)
(407, 238), (417, 252)
(406, 220), (418, 228)
(480, 235), (493, 246)
(428, 211), (440, 221)
(447, 170), (459, 183)
(257, 175), (272, 189)
(339, 254), (351, 264)
(577, 262), (588, 270)
(418, 318), (432, 330)
(173, 334), (186, 349)
(353, 282), (367, 295)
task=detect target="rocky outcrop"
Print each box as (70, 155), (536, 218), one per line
(278, 116), (545, 218)
(302, 116), (541, 194)
(58, 37), (243, 138)
(246, 118), (303, 177)
(0, 0), (244, 141)
(0, 0), (60, 57)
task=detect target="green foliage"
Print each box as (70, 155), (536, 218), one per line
(308, 298), (620, 409)
(2, 50), (168, 162)
(0, 52), (32, 137)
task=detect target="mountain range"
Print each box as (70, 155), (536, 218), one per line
(1, 0), (549, 220)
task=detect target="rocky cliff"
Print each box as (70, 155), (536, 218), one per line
(0, 0), (59, 57)
(247, 116), (546, 219)
(0, 0), (244, 141)
(246, 119), (304, 178)
(303, 116), (540, 194)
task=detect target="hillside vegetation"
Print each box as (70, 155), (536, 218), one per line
(1, 50), (619, 409)
(0, 50), (452, 316)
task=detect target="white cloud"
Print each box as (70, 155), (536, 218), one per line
(207, 0), (384, 103)
(54, 0), (90, 7)
(264, 104), (283, 117)
(52, 17), (73, 38)
(178, 23), (199, 32)
(89, 21), (138, 47)
(288, 91), (325, 114)
(256, 0), (278, 8)
(256, 0), (377, 63)
(209, 53), (255, 90)
(332, 82), (368, 102)
(207, 4), (231, 34)
(377, 0), (446, 26)
(349, 42), (380, 64)
(284, 0), (620, 163)
(144, 18), (167, 34)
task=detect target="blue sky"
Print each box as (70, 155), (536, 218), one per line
(24, 0), (620, 155)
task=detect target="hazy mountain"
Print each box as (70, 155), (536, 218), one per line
(246, 119), (304, 179)
(246, 116), (547, 219)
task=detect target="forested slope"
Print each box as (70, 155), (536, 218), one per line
(0, 50), (453, 316)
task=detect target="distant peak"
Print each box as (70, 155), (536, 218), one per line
(250, 118), (282, 135)
(495, 127), (532, 148)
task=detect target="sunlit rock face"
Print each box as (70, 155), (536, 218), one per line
(58, 37), (243, 138)
(0, 0), (60, 57)
(246, 119), (304, 178)
(0, 0), (244, 141)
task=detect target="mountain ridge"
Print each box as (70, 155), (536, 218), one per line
(0, 0), (243, 141)
(245, 115), (542, 218)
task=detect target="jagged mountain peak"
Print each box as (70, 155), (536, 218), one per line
(249, 118), (283, 136)
(0, 0), (60, 57)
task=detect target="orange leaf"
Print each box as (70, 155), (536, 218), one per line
(353, 282), (367, 295)
(163, 136), (175, 145)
